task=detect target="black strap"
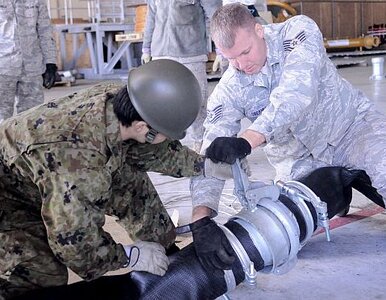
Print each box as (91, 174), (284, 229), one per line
(145, 128), (158, 143)
(175, 224), (192, 235)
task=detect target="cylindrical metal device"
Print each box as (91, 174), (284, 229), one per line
(324, 36), (381, 49)
(369, 57), (385, 80)
(15, 167), (383, 300)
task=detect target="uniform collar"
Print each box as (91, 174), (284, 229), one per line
(253, 25), (281, 87)
(264, 24), (281, 66)
(105, 98), (123, 154)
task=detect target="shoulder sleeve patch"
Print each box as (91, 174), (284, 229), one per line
(208, 104), (223, 124)
(283, 30), (306, 52)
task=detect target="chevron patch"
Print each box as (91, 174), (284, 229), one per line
(283, 31), (306, 52)
(208, 104), (223, 124)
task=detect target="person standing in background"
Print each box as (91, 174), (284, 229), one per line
(141, 0), (222, 152)
(0, 0), (57, 123)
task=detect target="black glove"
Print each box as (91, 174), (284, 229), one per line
(205, 137), (251, 164)
(190, 216), (235, 273)
(42, 63), (58, 89)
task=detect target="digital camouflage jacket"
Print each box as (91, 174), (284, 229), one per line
(0, 82), (204, 280)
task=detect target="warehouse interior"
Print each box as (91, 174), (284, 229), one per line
(47, 0), (386, 81)
(4, 0), (386, 299)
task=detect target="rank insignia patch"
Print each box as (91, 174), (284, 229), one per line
(208, 104), (223, 124)
(283, 31), (306, 52)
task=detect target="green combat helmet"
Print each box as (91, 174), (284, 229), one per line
(127, 59), (202, 140)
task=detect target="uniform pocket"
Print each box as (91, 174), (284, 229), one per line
(0, 4), (9, 10)
(15, 2), (38, 22)
(0, 4), (12, 22)
(0, 5), (15, 51)
(172, 0), (199, 25)
(23, 5), (37, 17)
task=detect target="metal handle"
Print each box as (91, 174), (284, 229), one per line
(231, 159), (252, 209)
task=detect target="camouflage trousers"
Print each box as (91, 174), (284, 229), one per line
(287, 109), (386, 206)
(0, 74), (44, 123)
(0, 171), (175, 299)
(0, 210), (68, 299)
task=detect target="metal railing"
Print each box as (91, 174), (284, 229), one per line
(48, 0), (146, 24)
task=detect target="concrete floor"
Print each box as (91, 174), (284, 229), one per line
(44, 59), (386, 300)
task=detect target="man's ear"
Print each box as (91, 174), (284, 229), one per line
(255, 23), (264, 38)
(134, 121), (148, 133)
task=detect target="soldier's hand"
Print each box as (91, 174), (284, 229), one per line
(190, 216), (235, 274)
(141, 53), (151, 64)
(42, 63), (58, 89)
(212, 54), (223, 73)
(205, 137), (252, 164)
(190, 217), (235, 272)
(123, 241), (169, 276)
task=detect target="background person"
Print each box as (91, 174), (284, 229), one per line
(141, 0), (222, 152)
(0, 0), (57, 123)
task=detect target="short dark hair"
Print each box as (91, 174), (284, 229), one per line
(112, 86), (143, 127)
(211, 3), (256, 49)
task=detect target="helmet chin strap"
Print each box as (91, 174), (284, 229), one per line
(145, 127), (159, 143)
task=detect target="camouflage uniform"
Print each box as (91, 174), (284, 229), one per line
(0, 83), (205, 299)
(142, 0), (222, 150)
(191, 15), (386, 214)
(0, 0), (56, 122)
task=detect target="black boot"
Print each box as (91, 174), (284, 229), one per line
(299, 166), (384, 219)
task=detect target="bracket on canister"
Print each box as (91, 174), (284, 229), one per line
(225, 160), (331, 290)
(276, 180), (331, 242)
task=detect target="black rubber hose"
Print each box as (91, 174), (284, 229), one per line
(278, 194), (315, 241)
(15, 167), (377, 300)
(118, 220), (264, 300)
(13, 272), (139, 300)
(14, 221), (264, 300)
